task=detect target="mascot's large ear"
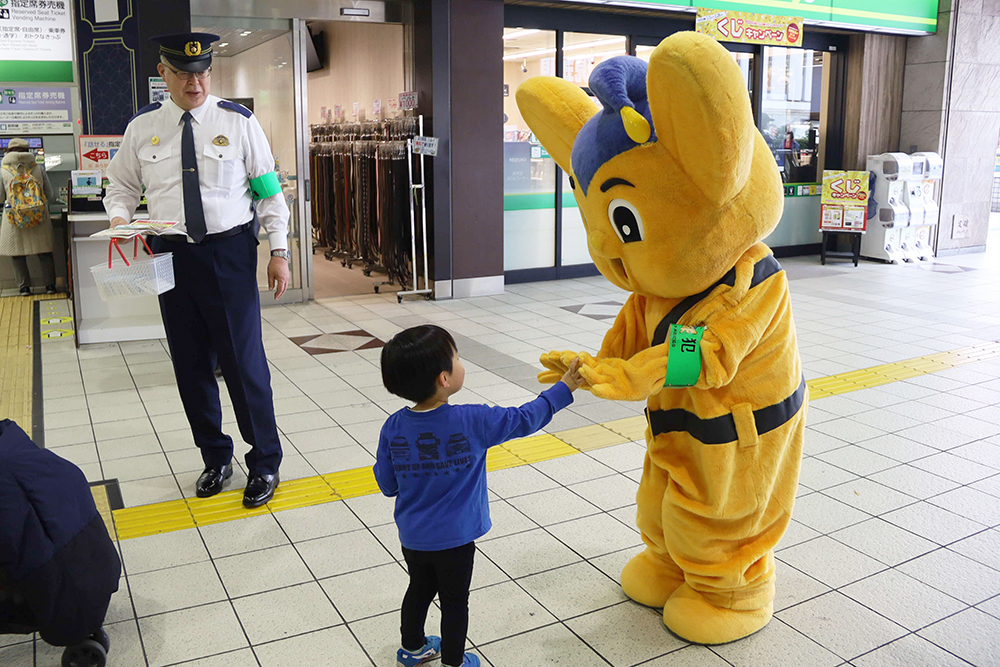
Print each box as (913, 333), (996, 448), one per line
(516, 77), (596, 173)
(647, 32), (755, 204)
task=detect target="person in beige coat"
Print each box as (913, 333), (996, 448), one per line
(1, 138), (56, 295)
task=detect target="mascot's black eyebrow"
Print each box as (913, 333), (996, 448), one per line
(600, 177), (635, 193)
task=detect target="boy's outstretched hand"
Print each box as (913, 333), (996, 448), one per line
(560, 357), (584, 392)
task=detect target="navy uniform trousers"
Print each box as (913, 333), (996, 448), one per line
(150, 225), (282, 476)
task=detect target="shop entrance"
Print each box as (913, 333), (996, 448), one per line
(192, 9), (412, 303)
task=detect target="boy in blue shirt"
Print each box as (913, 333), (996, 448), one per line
(374, 325), (583, 667)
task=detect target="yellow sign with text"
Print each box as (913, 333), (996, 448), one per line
(696, 7), (804, 47)
(821, 170), (870, 206)
(820, 170), (870, 232)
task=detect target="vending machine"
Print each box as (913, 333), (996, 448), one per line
(860, 153), (913, 263)
(905, 152), (943, 261)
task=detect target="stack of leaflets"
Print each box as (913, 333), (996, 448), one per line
(90, 221), (180, 240)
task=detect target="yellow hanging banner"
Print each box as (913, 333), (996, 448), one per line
(696, 7), (804, 47)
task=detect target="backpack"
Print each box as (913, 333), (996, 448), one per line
(4, 164), (46, 229)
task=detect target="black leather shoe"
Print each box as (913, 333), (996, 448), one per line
(195, 464), (233, 498)
(243, 473), (279, 508)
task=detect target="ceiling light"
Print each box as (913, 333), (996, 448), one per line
(503, 29), (541, 40)
(217, 42), (228, 47)
(341, 7), (370, 16)
(563, 37), (625, 52)
(503, 47), (555, 61)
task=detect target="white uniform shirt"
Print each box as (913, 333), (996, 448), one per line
(104, 94), (289, 250)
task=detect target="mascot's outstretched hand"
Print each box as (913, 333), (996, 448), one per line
(577, 349), (669, 402)
(537, 350), (588, 386)
(517, 31), (807, 646)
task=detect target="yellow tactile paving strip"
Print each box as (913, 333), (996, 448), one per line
(0, 296), (37, 432)
(0, 294), (62, 436)
(807, 342), (1000, 398)
(110, 337), (1000, 542)
(91, 484), (116, 540)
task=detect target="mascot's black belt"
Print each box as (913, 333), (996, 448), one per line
(645, 376), (807, 445)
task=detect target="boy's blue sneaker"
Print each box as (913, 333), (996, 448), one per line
(397, 636), (442, 667)
(443, 654), (480, 667)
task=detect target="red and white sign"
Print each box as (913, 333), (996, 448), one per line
(78, 135), (123, 174)
(387, 98), (399, 115)
(373, 99), (382, 116)
(399, 91), (418, 110)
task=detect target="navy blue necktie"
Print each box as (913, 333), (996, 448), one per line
(181, 111), (207, 242)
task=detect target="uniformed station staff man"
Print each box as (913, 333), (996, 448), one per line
(104, 32), (290, 508)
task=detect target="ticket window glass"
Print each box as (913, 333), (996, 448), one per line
(560, 32), (627, 266)
(193, 18), (303, 299)
(503, 28), (558, 271)
(761, 46), (825, 183)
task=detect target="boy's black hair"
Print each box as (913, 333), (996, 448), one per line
(381, 325), (457, 403)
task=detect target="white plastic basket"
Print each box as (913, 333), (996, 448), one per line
(90, 244), (175, 301)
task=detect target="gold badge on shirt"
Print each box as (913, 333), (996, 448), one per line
(212, 134), (229, 146)
(151, 136), (160, 146)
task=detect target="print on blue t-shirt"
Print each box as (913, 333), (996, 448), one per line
(373, 383), (573, 551)
(395, 431), (473, 478)
(415, 433), (441, 461)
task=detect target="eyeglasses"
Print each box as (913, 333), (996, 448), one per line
(163, 63), (212, 81)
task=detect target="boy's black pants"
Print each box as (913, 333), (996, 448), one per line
(401, 541), (476, 666)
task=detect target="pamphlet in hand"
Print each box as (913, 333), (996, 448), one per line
(90, 221), (180, 240)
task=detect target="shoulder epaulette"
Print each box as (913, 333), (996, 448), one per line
(128, 102), (161, 124)
(217, 100), (252, 118)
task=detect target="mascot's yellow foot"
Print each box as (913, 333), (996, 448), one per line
(620, 549), (684, 608)
(662, 583), (772, 645)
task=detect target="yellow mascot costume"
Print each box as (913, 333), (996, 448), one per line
(516, 31), (807, 645)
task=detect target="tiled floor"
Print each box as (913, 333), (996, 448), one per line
(5, 234), (1000, 666)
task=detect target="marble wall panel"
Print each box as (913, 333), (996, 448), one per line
(902, 62), (948, 112)
(962, 0), (984, 16)
(974, 14), (1000, 64)
(943, 110), (1000, 159)
(907, 10), (952, 66)
(941, 156), (972, 203)
(899, 110), (945, 152)
(965, 200), (992, 246)
(950, 63), (1000, 111)
(953, 9), (982, 63)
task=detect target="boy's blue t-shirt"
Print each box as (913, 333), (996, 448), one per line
(373, 383), (573, 551)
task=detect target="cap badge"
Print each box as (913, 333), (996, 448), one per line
(151, 136), (160, 146)
(212, 135), (229, 146)
(184, 41), (202, 56)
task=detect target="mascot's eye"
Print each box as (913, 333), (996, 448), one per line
(607, 199), (644, 244)
(568, 175), (576, 190)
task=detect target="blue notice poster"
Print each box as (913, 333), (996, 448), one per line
(0, 86), (73, 134)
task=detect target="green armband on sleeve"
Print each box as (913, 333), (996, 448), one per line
(249, 171), (281, 200)
(663, 324), (705, 388)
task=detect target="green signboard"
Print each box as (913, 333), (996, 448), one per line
(566, 0), (937, 34)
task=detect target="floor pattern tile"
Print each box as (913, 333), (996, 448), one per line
(8, 233), (1000, 666)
